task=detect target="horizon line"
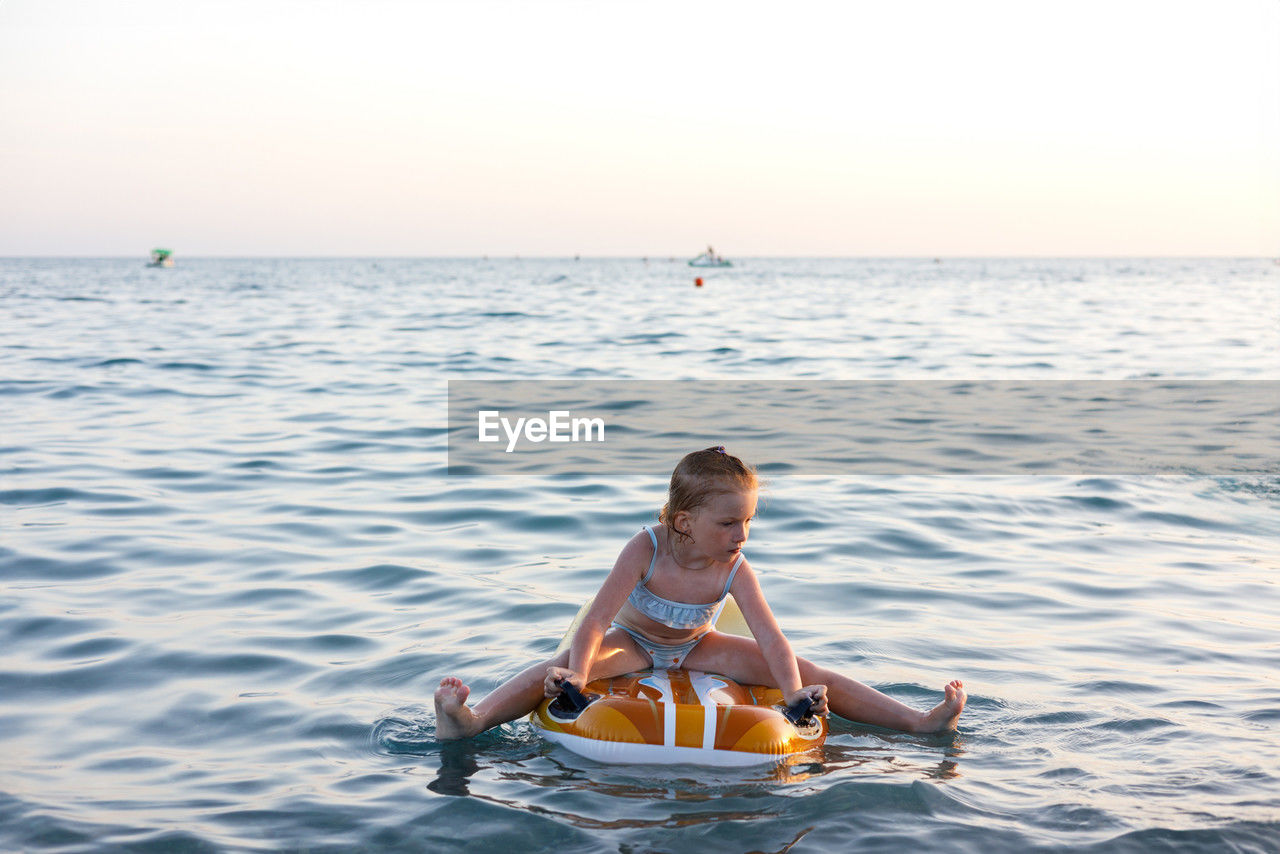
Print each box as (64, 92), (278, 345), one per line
(2, 254), (1276, 261)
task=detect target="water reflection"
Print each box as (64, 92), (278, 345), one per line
(428, 741), (481, 797)
(423, 733), (965, 833)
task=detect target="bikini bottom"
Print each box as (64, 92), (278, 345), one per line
(610, 622), (708, 670)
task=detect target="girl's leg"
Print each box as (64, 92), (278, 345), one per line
(682, 632), (965, 734)
(435, 628), (651, 740)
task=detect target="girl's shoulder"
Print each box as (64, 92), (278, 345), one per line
(636, 523), (676, 553)
(613, 525), (664, 575)
(728, 553), (757, 583)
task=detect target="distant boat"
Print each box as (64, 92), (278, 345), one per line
(688, 246), (731, 268)
(147, 248), (174, 268)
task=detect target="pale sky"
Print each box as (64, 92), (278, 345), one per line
(1, 0), (1277, 257)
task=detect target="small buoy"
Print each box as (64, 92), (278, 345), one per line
(695, 277), (703, 287)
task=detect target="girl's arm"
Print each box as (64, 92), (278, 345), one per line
(731, 561), (828, 713)
(545, 530), (648, 695)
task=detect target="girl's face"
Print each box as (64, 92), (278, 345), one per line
(683, 488), (758, 561)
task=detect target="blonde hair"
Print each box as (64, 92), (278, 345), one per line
(659, 446), (759, 541)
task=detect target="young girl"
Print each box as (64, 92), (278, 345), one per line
(435, 446), (966, 739)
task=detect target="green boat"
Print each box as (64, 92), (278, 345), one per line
(147, 248), (174, 268)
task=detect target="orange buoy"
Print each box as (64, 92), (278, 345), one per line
(695, 277), (704, 287)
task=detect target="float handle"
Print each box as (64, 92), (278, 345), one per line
(550, 677), (594, 717)
(782, 695), (815, 725)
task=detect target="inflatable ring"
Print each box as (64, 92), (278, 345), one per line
(530, 598), (827, 765)
(531, 668), (827, 766)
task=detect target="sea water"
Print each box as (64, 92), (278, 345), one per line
(1, 257), (1277, 852)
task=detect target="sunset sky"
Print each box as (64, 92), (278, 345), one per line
(2, 0), (1277, 257)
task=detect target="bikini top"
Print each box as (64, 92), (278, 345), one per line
(626, 525), (744, 630)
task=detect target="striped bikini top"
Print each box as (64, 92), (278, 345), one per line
(626, 525), (744, 630)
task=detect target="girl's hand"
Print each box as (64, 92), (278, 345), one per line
(788, 684), (828, 717)
(544, 666), (582, 698)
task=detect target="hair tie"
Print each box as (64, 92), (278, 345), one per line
(714, 445), (726, 454)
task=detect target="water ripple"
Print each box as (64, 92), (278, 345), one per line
(1, 257), (1276, 853)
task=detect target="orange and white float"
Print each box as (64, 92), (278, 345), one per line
(530, 600), (827, 766)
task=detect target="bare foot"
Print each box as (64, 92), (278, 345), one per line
(915, 679), (966, 733)
(434, 677), (483, 740)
